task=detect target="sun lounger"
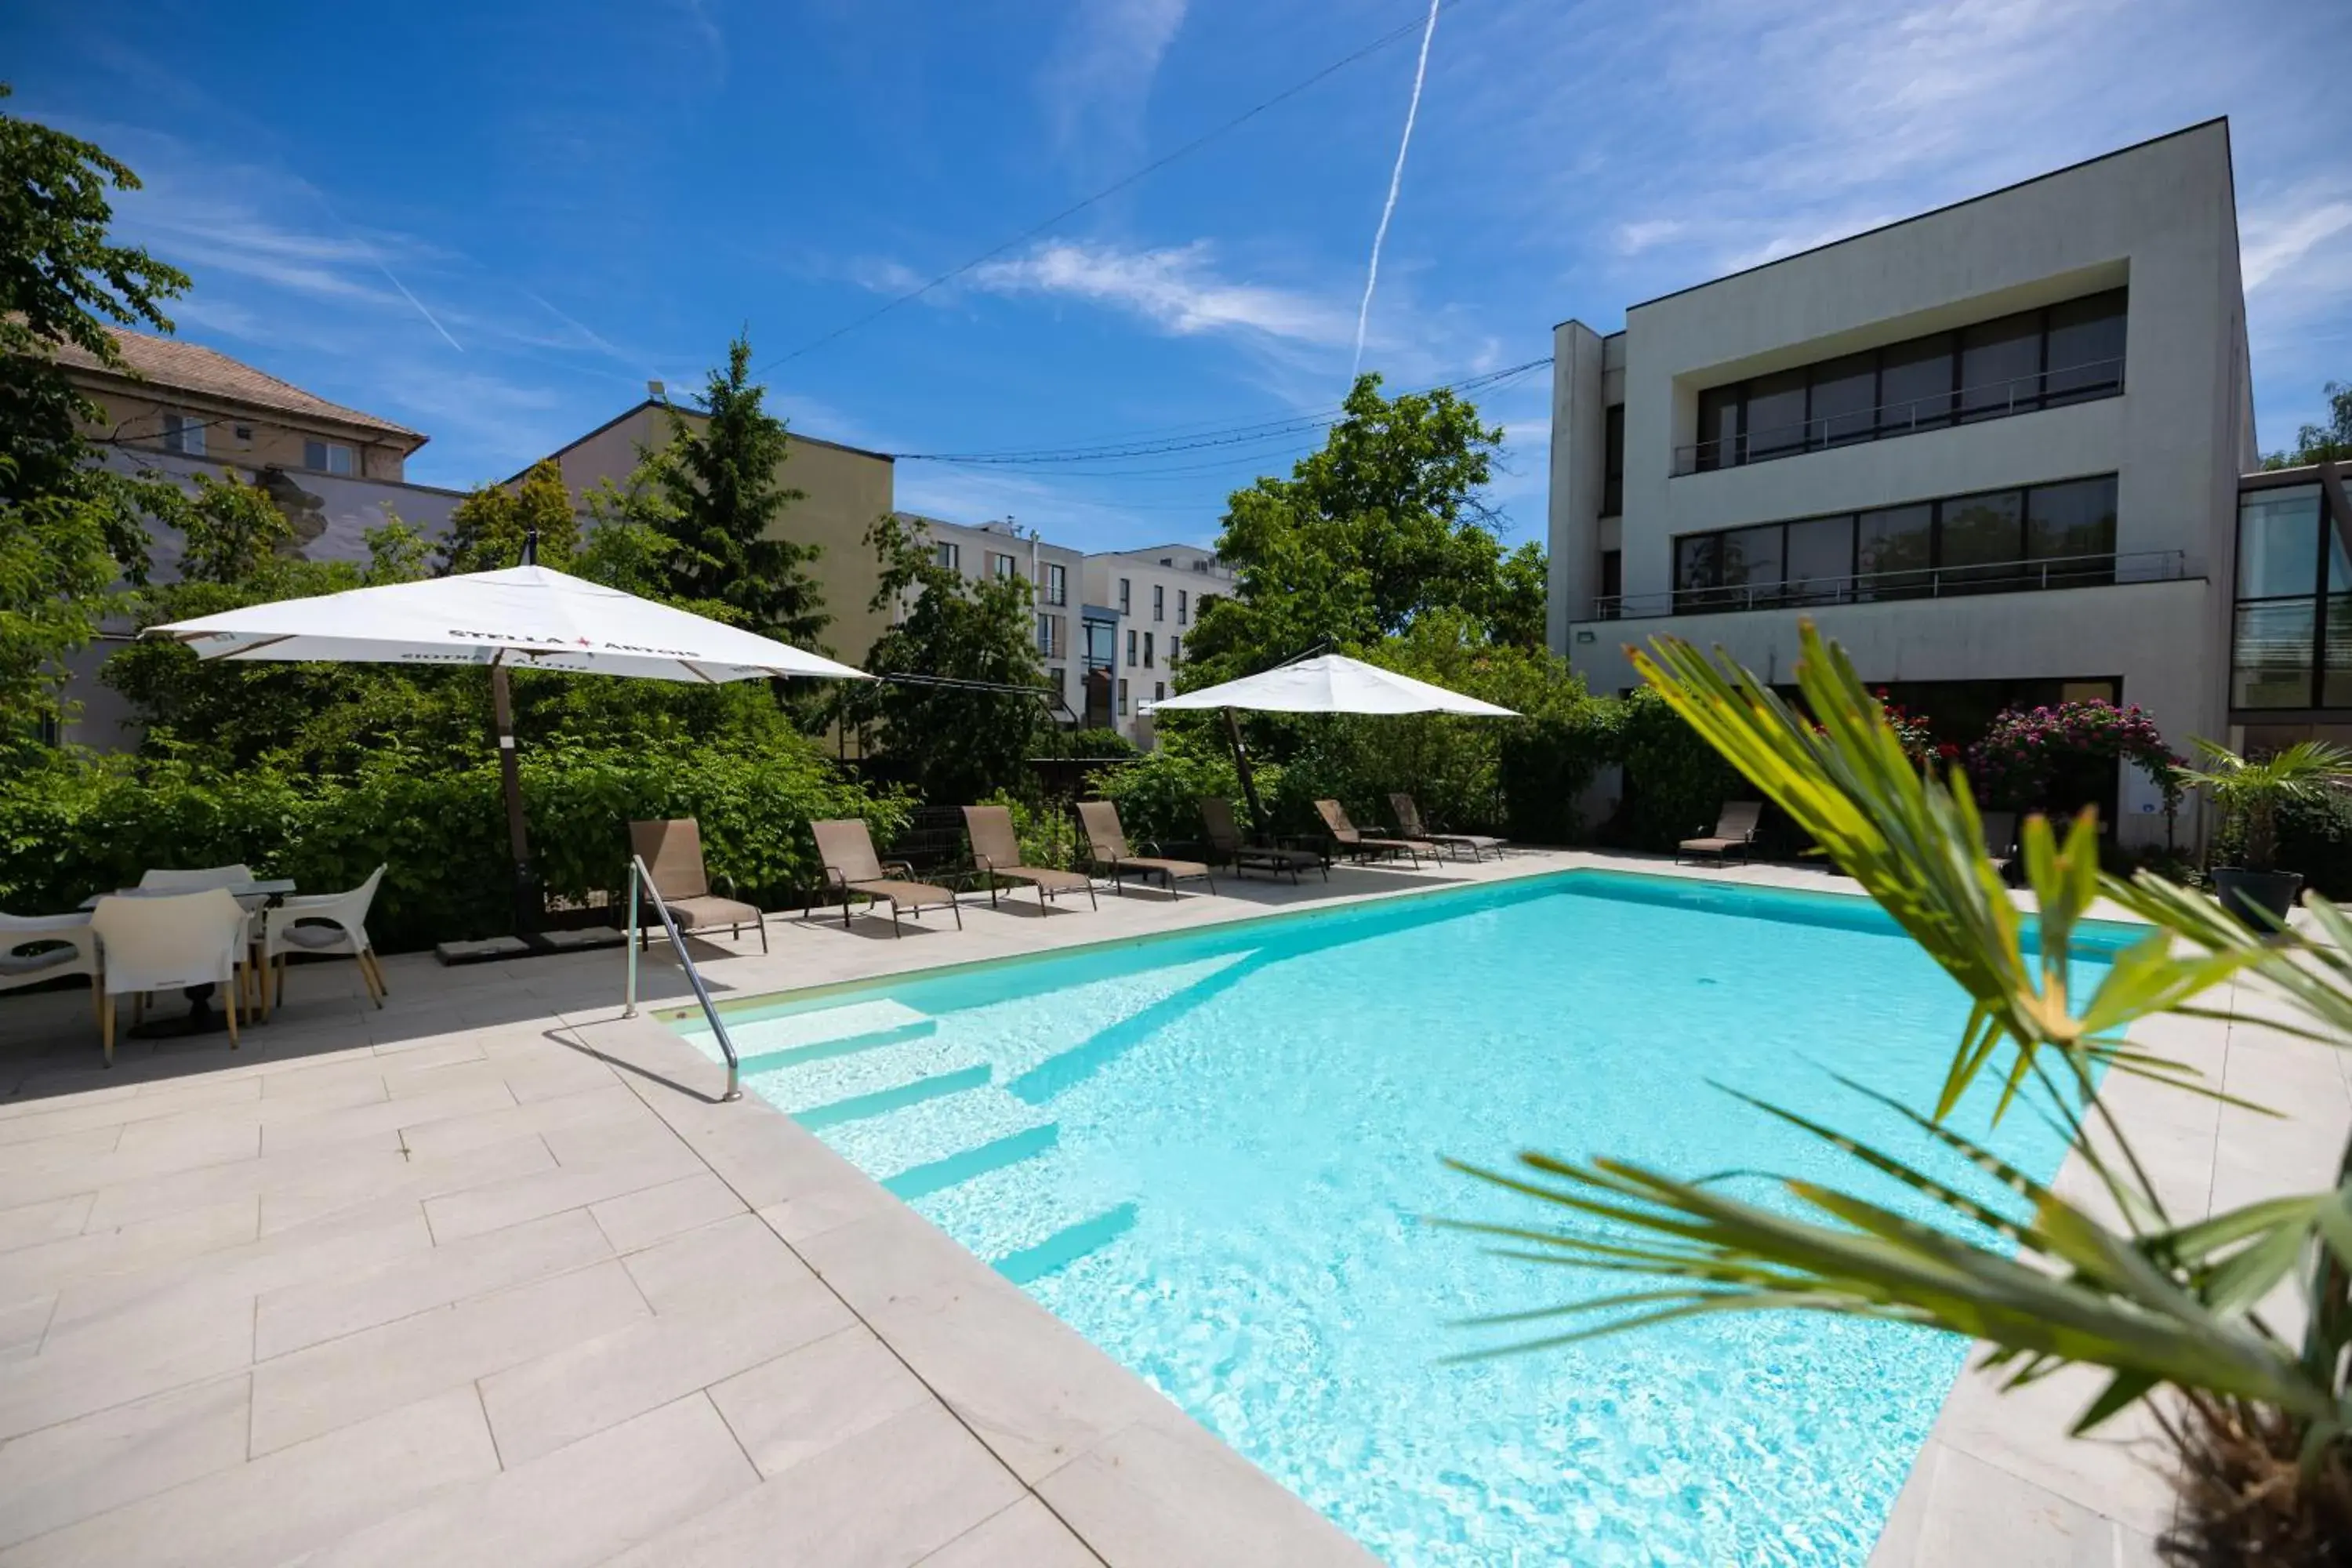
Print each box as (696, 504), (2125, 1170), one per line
(1389, 793), (1504, 862)
(807, 819), (964, 936)
(961, 805), (1098, 911)
(1676, 801), (1762, 865)
(1076, 800), (1215, 897)
(1980, 809), (2018, 882)
(1313, 799), (1433, 868)
(1200, 797), (1324, 883)
(631, 818), (767, 953)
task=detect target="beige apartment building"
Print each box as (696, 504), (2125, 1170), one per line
(537, 400), (899, 667)
(63, 326), (427, 482)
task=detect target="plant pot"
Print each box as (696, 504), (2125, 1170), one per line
(2211, 866), (2302, 929)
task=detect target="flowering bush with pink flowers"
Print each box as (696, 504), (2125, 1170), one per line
(1963, 699), (2184, 812)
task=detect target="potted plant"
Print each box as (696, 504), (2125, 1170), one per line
(2184, 737), (2352, 926)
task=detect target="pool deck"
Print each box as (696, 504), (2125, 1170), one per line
(0, 848), (2340, 1565)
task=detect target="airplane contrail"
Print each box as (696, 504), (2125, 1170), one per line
(1351, 0), (1441, 379)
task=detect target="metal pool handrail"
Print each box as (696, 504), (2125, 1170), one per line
(622, 853), (742, 1102)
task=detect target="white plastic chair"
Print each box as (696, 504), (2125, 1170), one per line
(88, 890), (252, 1066)
(263, 866), (387, 1015)
(1, 913), (103, 1031)
(140, 865), (267, 1013)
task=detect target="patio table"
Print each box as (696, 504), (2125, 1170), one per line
(82, 880), (298, 1036)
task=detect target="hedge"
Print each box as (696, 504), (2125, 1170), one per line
(0, 736), (906, 954)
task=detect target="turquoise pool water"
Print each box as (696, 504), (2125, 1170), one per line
(676, 872), (2134, 1566)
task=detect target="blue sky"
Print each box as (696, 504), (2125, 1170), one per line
(9, 0), (2351, 555)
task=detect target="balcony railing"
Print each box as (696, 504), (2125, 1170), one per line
(1590, 548), (2185, 622)
(1673, 357), (2125, 476)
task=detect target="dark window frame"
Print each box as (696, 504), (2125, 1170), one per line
(2231, 484), (2348, 711)
(1670, 474), (2118, 613)
(1687, 289), (2125, 474)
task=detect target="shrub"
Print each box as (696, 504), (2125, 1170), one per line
(1963, 699), (2183, 815)
(0, 733), (904, 954)
(1086, 741), (1282, 850)
(1611, 687), (1742, 851)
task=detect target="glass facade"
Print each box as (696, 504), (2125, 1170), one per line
(1673, 475), (2117, 612)
(1689, 289), (2125, 472)
(2230, 483), (2352, 710)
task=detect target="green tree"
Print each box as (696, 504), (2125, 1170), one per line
(1185, 372), (1512, 685)
(171, 471), (292, 585)
(2262, 380), (2352, 469)
(1487, 539), (1549, 650)
(0, 86), (191, 737)
(650, 337), (829, 648)
(851, 511), (1045, 803)
(437, 459), (581, 574)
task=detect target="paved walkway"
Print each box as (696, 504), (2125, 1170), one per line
(0, 851), (2342, 1565)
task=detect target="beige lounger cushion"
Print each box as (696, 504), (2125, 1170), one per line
(848, 877), (959, 912)
(666, 893), (763, 930)
(1118, 855), (1210, 880)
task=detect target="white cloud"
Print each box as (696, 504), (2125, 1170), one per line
(2242, 198), (2352, 293)
(970, 239), (1353, 347)
(1040, 0), (1189, 154)
(1613, 219), (1687, 256)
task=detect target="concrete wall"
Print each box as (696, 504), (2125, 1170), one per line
(1544, 321), (1608, 652)
(75, 375), (416, 481)
(546, 404), (896, 666)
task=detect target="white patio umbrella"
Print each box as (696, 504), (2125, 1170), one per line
(147, 561), (871, 938)
(1142, 652), (1517, 829)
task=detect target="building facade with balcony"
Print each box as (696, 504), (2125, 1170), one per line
(1081, 544), (1232, 746)
(1548, 119), (2256, 845)
(906, 514), (1087, 724)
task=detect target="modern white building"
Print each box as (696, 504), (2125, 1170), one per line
(1548, 119), (2261, 845)
(1081, 544), (1233, 744)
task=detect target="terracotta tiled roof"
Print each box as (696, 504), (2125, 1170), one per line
(56, 326), (426, 448)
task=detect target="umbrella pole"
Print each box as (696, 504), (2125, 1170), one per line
(490, 666), (541, 935)
(1222, 707), (1269, 840)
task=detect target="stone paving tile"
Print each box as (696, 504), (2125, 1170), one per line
(0, 1196), (260, 1307)
(251, 1258), (650, 1454)
(0, 1373), (250, 1549)
(707, 1323), (933, 1477)
(481, 1218), (854, 1467)
(916, 1498), (1104, 1568)
(0, 1386), (499, 1568)
(0, 1294), (53, 1361)
(256, 1205), (614, 1359)
(0, 1291), (251, 1444)
(419, 1118), (702, 1243)
(1035, 1410), (1370, 1568)
(45, 1193), (433, 1341)
(588, 1170), (748, 1254)
(258, 1129), (557, 1236)
(602, 1401), (1025, 1568)
(300, 1392), (759, 1568)
(792, 1199), (1175, 1486)
(397, 1082), (643, 1163)
(256, 1077), (517, 1156)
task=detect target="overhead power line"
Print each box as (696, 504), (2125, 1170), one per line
(889, 354), (1550, 466)
(756, 0), (1472, 375)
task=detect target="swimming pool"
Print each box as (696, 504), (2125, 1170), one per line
(671, 870), (2138, 1566)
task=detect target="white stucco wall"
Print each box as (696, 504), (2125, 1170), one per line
(1545, 119), (2252, 824)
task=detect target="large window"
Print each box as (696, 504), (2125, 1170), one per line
(1686, 289), (2125, 473)
(2231, 483), (2352, 710)
(1671, 474), (2118, 612)
(1601, 404), (1626, 516)
(303, 438), (354, 476)
(162, 412), (205, 456)
(1046, 563), (1067, 604)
